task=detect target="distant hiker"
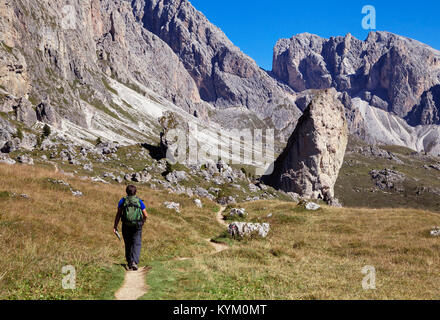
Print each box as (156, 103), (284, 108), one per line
(113, 185), (149, 271)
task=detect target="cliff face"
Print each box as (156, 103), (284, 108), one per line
(2, 0), (440, 157)
(263, 88), (348, 202)
(406, 85), (440, 126)
(135, 0), (301, 131)
(273, 31), (440, 120)
(0, 0), (211, 130)
(0, 0), (302, 145)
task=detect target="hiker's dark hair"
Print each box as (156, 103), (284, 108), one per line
(126, 185), (137, 196)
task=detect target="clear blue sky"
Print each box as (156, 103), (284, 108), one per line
(190, 0), (439, 70)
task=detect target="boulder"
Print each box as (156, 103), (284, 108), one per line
(262, 89), (348, 203)
(16, 155), (34, 165)
(103, 172), (116, 180)
(91, 176), (109, 184)
(194, 187), (210, 198)
(229, 208), (247, 217)
(0, 154), (16, 165)
(165, 170), (187, 183)
(286, 192), (301, 202)
(163, 201), (180, 213)
(95, 141), (119, 155)
(248, 183), (259, 192)
(430, 227), (440, 237)
(305, 202), (321, 211)
(71, 190), (83, 197)
(228, 222), (270, 238)
(136, 171), (152, 183)
(217, 196), (236, 205)
(355, 146), (403, 164)
(194, 199), (203, 208)
(370, 169), (405, 190)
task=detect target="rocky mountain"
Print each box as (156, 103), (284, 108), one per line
(344, 97), (440, 156)
(272, 31), (440, 154)
(262, 88), (348, 203)
(135, 0), (301, 132)
(1, 0), (440, 214)
(0, 0), (213, 139)
(273, 31), (440, 118)
(0, 0), (304, 160)
(2, 0), (440, 164)
(406, 85), (440, 126)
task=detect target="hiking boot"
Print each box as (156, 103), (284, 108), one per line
(131, 263), (138, 271)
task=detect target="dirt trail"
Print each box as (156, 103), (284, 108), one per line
(208, 205), (228, 253)
(216, 206), (228, 227)
(114, 267), (150, 300)
(114, 205), (229, 300)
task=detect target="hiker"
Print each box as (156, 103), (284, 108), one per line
(113, 185), (149, 271)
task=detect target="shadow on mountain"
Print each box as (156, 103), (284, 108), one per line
(141, 143), (165, 161)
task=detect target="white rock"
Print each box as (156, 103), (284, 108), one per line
(228, 222), (270, 238)
(430, 227), (440, 237)
(229, 208), (247, 217)
(71, 189), (83, 197)
(305, 202), (321, 211)
(194, 199), (203, 208)
(17, 155), (34, 165)
(0, 157), (16, 165)
(91, 176), (109, 184)
(164, 201), (180, 213)
(248, 183), (259, 192)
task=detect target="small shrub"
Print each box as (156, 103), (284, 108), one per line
(0, 191), (12, 199)
(42, 124), (51, 138)
(36, 136), (42, 148)
(292, 241), (306, 249)
(165, 161), (174, 174)
(95, 137), (102, 146)
(269, 247), (285, 257)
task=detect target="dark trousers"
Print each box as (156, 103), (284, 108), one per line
(122, 223), (143, 266)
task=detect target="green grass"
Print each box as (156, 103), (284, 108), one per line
(141, 200), (440, 299)
(3, 139), (440, 300)
(102, 77), (118, 95)
(0, 163), (228, 299)
(335, 140), (440, 212)
(96, 265), (126, 300)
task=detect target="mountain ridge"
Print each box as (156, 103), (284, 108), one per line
(1, 0), (440, 157)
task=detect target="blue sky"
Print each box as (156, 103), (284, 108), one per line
(190, 0), (439, 70)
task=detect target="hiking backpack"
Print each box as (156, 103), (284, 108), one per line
(121, 196), (143, 227)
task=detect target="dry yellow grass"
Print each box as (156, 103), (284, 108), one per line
(143, 201), (440, 299)
(0, 164), (221, 299)
(1, 163), (440, 299)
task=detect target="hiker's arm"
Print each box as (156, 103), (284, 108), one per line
(142, 209), (149, 221)
(113, 207), (122, 233)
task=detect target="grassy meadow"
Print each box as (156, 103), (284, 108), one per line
(1, 163), (440, 299)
